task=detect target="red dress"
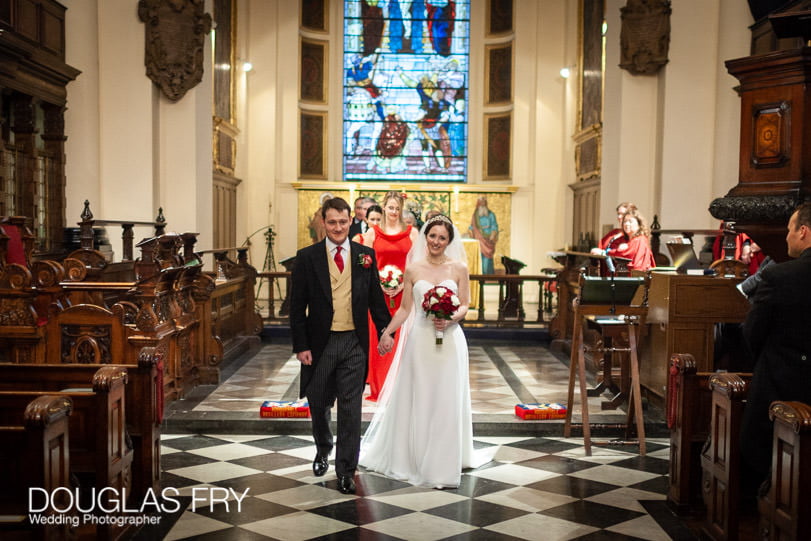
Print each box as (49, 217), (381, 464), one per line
(598, 228), (623, 251)
(611, 235), (656, 271)
(367, 225), (413, 401)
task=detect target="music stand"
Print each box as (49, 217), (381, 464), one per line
(666, 242), (702, 272)
(564, 273), (648, 456)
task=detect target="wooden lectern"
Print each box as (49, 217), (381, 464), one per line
(564, 274), (649, 456)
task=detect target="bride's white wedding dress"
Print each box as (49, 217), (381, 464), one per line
(359, 279), (493, 488)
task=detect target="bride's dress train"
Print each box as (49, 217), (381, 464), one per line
(359, 279), (493, 488)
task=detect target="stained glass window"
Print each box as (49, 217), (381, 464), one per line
(343, 0), (470, 183)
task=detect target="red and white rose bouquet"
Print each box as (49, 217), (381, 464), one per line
(379, 265), (403, 308)
(421, 285), (460, 345)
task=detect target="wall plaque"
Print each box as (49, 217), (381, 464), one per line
(138, 0), (213, 101)
(619, 0), (671, 76)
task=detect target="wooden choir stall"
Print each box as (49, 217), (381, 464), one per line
(0, 203), (262, 538)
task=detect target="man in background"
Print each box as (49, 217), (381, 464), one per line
(349, 196), (377, 239)
(740, 202), (811, 502)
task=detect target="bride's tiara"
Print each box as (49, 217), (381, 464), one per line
(425, 214), (452, 227)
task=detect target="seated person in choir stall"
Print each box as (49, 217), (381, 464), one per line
(592, 201), (637, 254)
(740, 202), (811, 505)
(352, 204), (383, 244)
(598, 209), (656, 272)
(711, 223), (766, 275)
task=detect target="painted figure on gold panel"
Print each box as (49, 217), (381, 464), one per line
(469, 196), (498, 274)
(308, 192), (333, 243)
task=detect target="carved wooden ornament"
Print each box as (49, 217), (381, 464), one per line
(619, 0), (671, 76)
(138, 0), (212, 101)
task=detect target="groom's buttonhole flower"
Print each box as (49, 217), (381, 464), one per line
(358, 254), (374, 268)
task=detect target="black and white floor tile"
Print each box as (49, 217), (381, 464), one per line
(147, 433), (694, 541)
(150, 338), (691, 539)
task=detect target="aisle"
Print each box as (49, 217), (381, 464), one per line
(165, 339), (653, 428)
(145, 339), (691, 540)
(148, 433), (687, 541)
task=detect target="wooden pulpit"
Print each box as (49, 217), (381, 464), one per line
(711, 10), (811, 260)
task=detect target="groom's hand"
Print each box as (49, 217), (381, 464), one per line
(378, 334), (393, 354)
(297, 350), (313, 365)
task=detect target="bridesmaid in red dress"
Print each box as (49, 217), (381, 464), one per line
(361, 191), (419, 401)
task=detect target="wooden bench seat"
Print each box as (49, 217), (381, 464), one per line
(0, 366), (133, 503)
(0, 350), (161, 500)
(761, 401), (811, 540)
(667, 353), (752, 513)
(0, 394), (72, 538)
(700, 372), (753, 541)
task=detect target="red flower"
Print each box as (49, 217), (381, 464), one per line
(357, 254), (373, 269)
(422, 285), (461, 345)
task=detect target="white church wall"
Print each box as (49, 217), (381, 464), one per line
(601, 0), (752, 236)
(513, 0), (572, 276)
(65, 0), (214, 259)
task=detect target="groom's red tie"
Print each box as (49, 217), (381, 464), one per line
(334, 246), (344, 273)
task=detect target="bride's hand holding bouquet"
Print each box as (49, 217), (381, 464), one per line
(422, 285), (460, 345)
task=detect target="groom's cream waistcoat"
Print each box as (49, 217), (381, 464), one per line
(328, 246), (354, 331)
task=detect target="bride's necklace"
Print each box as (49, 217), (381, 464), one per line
(427, 256), (448, 265)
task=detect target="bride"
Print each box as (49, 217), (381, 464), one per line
(359, 214), (493, 488)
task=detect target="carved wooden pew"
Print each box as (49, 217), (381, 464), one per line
(0, 365), (133, 503)
(667, 353), (715, 513)
(761, 401), (811, 541)
(700, 372), (752, 541)
(0, 349), (161, 501)
(0, 216), (74, 364)
(205, 247), (262, 359)
(0, 394), (72, 538)
(667, 353), (754, 515)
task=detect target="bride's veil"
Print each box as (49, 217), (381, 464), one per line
(408, 217), (467, 267)
(360, 215), (466, 461)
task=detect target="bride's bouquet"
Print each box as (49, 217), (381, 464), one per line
(379, 265), (403, 308)
(421, 285), (460, 345)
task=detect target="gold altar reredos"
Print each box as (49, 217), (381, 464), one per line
(294, 183), (516, 272)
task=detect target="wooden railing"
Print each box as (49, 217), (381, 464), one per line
(257, 271), (559, 328)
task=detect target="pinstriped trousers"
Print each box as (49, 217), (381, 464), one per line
(306, 330), (366, 477)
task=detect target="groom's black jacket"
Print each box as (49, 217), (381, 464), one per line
(290, 239), (391, 397)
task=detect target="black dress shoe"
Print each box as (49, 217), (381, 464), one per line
(337, 475), (356, 494)
(313, 455), (329, 477)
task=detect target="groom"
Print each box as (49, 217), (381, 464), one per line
(290, 197), (391, 494)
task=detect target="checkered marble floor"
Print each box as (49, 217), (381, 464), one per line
(145, 433), (696, 540)
(149, 339), (688, 538)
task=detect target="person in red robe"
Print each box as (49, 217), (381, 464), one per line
(712, 223), (766, 275)
(605, 209), (656, 272)
(361, 191), (419, 401)
(592, 201), (637, 253)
